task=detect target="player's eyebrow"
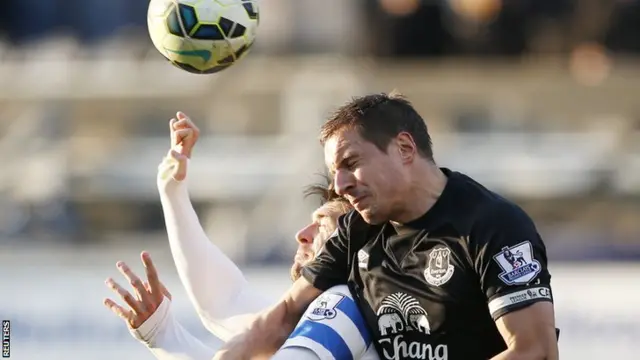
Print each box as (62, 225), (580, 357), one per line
(332, 153), (357, 174)
(311, 209), (324, 223)
(312, 212), (327, 224)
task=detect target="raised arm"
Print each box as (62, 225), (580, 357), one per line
(157, 113), (270, 341)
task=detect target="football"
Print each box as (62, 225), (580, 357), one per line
(147, 0), (259, 74)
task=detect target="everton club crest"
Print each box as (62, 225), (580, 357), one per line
(424, 246), (455, 286)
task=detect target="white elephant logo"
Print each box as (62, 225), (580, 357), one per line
(408, 313), (430, 334)
(377, 312), (404, 336)
(375, 292), (442, 360)
(376, 292), (432, 337)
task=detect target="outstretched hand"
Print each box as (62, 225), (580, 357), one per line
(103, 251), (172, 329)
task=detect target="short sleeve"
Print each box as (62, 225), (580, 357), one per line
(301, 212), (352, 291)
(471, 202), (553, 321)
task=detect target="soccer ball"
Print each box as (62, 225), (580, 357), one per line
(147, 0), (259, 74)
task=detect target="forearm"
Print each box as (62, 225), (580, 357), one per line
(217, 301), (301, 359)
(148, 324), (215, 360)
(491, 303), (558, 360)
(145, 322), (215, 360)
(158, 175), (269, 338)
(132, 298), (216, 360)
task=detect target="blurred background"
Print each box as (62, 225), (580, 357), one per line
(1, 0), (640, 358)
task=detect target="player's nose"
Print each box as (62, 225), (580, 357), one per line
(334, 170), (355, 197)
(295, 223), (316, 245)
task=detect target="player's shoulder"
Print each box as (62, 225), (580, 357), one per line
(474, 192), (532, 227)
(452, 174), (538, 251)
(448, 170), (536, 239)
(450, 170), (531, 223)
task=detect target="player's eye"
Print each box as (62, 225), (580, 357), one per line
(344, 159), (357, 171)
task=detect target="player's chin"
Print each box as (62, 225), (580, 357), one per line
(359, 208), (385, 225)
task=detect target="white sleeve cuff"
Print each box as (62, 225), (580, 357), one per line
(130, 296), (217, 360)
(130, 296), (172, 345)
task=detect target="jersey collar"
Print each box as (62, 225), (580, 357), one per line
(391, 167), (459, 233)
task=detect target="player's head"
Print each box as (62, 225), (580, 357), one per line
(290, 178), (351, 281)
(320, 91), (434, 224)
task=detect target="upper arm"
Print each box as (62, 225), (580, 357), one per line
(472, 202), (557, 354)
(301, 212), (353, 291)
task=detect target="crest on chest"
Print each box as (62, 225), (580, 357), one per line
(423, 246), (455, 286)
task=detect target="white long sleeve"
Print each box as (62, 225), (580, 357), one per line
(157, 168), (271, 341)
(131, 297), (216, 360)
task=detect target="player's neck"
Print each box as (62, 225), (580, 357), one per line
(392, 162), (447, 224)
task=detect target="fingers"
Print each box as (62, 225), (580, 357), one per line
(170, 112), (199, 158)
(141, 251), (163, 302)
(103, 298), (133, 322)
(141, 254), (172, 301)
(169, 116), (191, 150)
(104, 256), (171, 330)
(147, 280), (172, 300)
(105, 278), (145, 316)
(173, 128), (193, 150)
(173, 112), (197, 131)
(117, 261), (153, 311)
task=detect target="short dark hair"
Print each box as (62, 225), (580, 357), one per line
(319, 91), (433, 160)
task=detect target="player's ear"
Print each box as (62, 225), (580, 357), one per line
(396, 132), (417, 164)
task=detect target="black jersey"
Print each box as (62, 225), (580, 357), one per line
(302, 168), (554, 360)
